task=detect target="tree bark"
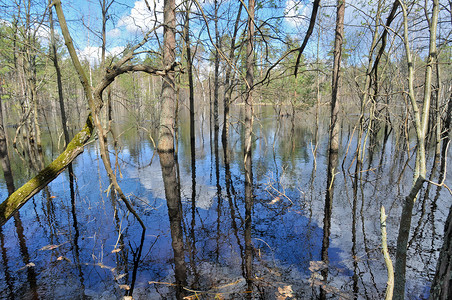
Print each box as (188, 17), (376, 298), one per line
(184, 1), (195, 161)
(213, 0), (220, 135)
(381, 206), (394, 300)
(49, 0), (70, 146)
(244, 0), (255, 296)
(329, 0), (345, 154)
(222, 2), (242, 144)
(244, 0), (255, 161)
(160, 152), (187, 297)
(0, 87), (15, 194)
(430, 196), (452, 299)
(158, 0), (177, 153)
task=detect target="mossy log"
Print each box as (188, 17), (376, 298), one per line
(0, 115), (94, 226)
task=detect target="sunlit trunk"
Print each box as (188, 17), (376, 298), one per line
(329, 0), (345, 154)
(394, 1), (438, 298)
(158, 0), (177, 153)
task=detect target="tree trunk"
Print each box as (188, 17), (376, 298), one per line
(394, 1), (438, 298)
(244, 0), (255, 296)
(184, 2), (195, 161)
(222, 2), (242, 144)
(158, 0), (177, 153)
(160, 152), (187, 297)
(429, 202), (452, 299)
(0, 89), (15, 194)
(329, 0), (345, 154)
(49, 0), (70, 146)
(213, 0), (220, 136)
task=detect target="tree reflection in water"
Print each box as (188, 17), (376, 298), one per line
(159, 152), (187, 299)
(0, 107), (450, 299)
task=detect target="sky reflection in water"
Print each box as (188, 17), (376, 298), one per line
(0, 107), (450, 299)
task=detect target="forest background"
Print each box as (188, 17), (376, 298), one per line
(0, 0), (451, 299)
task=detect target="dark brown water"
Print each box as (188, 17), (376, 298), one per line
(0, 106), (450, 299)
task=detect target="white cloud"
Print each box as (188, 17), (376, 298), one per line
(284, 0), (311, 28)
(117, 0), (163, 34)
(77, 45), (125, 66)
(107, 28), (121, 38)
(109, 46), (125, 57)
(35, 25), (51, 43)
(77, 45), (101, 65)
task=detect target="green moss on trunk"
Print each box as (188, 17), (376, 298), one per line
(0, 115), (94, 226)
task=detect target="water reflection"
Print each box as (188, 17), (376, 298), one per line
(0, 106), (450, 299)
(159, 152), (187, 298)
(319, 146), (338, 299)
(68, 164), (86, 298)
(243, 126), (254, 299)
(1, 110), (38, 299)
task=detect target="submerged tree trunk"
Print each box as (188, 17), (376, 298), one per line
(160, 152), (187, 298)
(429, 6), (452, 297)
(430, 201), (452, 300)
(320, 148), (338, 299)
(319, 2), (345, 298)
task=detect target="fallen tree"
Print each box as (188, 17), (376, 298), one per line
(0, 116), (94, 225)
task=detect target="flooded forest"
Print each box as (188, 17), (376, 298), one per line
(0, 0), (451, 299)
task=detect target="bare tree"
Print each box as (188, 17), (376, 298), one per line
(244, 0), (255, 296)
(394, 0), (439, 299)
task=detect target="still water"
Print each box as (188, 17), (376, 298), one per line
(0, 106), (450, 299)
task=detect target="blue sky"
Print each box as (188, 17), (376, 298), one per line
(53, 0), (314, 65)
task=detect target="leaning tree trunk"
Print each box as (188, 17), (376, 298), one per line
(0, 116), (94, 226)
